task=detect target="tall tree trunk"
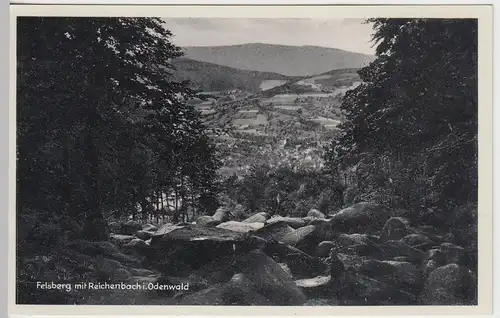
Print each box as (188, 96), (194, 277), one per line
(82, 110), (108, 241)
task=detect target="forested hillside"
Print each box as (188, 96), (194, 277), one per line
(16, 18), (478, 307)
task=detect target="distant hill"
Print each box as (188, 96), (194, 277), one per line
(171, 58), (296, 93)
(182, 43), (375, 76)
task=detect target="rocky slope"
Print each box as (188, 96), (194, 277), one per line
(18, 202), (477, 305)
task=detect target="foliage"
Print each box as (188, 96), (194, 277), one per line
(223, 164), (343, 217)
(17, 17), (221, 241)
(325, 19), (478, 225)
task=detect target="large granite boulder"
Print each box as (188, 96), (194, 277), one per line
(266, 216), (307, 229)
(329, 202), (393, 234)
(421, 264), (477, 305)
(145, 224), (257, 275)
(379, 217), (411, 242)
(216, 221), (264, 233)
(242, 212), (269, 224)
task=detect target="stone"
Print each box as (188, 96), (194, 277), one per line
(281, 225), (319, 252)
(146, 224), (257, 275)
(332, 271), (418, 305)
(358, 259), (423, 292)
(216, 221), (264, 233)
(439, 242), (466, 264)
(135, 230), (154, 241)
(196, 215), (219, 227)
(242, 212), (269, 224)
(329, 202), (393, 234)
(316, 241), (335, 257)
(142, 223), (158, 232)
(400, 234), (434, 246)
(252, 221), (295, 242)
(380, 217), (411, 242)
(266, 216), (307, 229)
(295, 275), (332, 298)
(120, 220), (143, 236)
(421, 264), (477, 305)
(212, 207), (229, 222)
(109, 234), (135, 246)
(307, 209), (326, 219)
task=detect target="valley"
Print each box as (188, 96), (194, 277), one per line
(180, 65), (362, 176)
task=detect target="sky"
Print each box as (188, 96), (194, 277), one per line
(162, 18), (376, 55)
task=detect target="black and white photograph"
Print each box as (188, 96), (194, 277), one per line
(13, 6), (489, 310)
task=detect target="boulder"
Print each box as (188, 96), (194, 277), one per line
(266, 216), (307, 229)
(338, 233), (378, 249)
(186, 250), (307, 305)
(142, 223), (158, 232)
(242, 212), (269, 224)
(307, 209), (326, 219)
(358, 259), (423, 292)
(425, 249), (447, 266)
(252, 221), (295, 242)
(135, 230), (154, 241)
(316, 241), (335, 257)
(109, 234), (135, 246)
(196, 215), (219, 227)
(212, 207), (229, 222)
(332, 271), (418, 305)
(378, 240), (426, 264)
(108, 221), (122, 234)
(439, 242), (466, 264)
(329, 202), (393, 234)
(281, 225), (319, 251)
(330, 252), (346, 281)
(151, 223), (185, 241)
(216, 221), (264, 233)
(285, 251), (327, 279)
(238, 250), (307, 305)
(421, 264), (477, 305)
(338, 243), (385, 260)
(222, 273), (275, 305)
(380, 217), (411, 242)
(146, 224), (257, 275)
(120, 220), (143, 235)
(400, 234), (434, 246)
(295, 275), (332, 297)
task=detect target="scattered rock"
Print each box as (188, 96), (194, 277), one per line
(242, 212), (269, 224)
(358, 259), (423, 292)
(439, 242), (466, 264)
(146, 224), (257, 275)
(338, 233), (378, 248)
(307, 209), (326, 219)
(380, 217), (411, 242)
(281, 225), (319, 251)
(120, 220), (143, 236)
(212, 207), (229, 222)
(216, 221), (264, 233)
(316, 241), (335, 257)
(401, 234), (434, 246)
(421, 264), (477, 305)
(142, 224), (158, 232)
(135, 230), (154, 241)
(330, 252), (346, 281)
(109, 234), (135, 246)
(266, 216), (307, 229)
(108, 221), (122, 234)
(295, 275), (332, 297)
(329, 202), (393, 234)
(253, 221), (295, 242)
(196, 216), (219, 227)
(332, 271), (418, 305)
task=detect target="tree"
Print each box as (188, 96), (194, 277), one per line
(17, 17), (220, 241)
(326, 19), (477, 221)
